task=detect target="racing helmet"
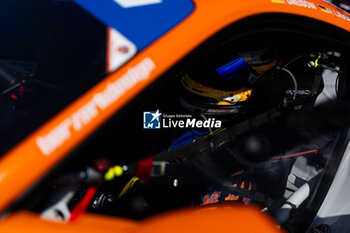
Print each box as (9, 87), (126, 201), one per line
(179, 47), (278, 116)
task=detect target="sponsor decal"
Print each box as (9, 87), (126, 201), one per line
(36, 58), (156, 156)
(114, 0), (162, 8)
(286, 0), (316, 9)
(271, 0), (284, 3)
(270, 0), (350, 22)
(319, 5), (332, 14)
(285, 90), (311, 95)
(143, 111), (222, 129)
(106, 27), (137, 73)
(317, 4), (350, 21)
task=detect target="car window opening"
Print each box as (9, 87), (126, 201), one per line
(13, 16), (350, 232)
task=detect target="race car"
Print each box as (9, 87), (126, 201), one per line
(1, 0), (350, 232)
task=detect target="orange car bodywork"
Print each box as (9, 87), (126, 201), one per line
(0, 205), (284, 233)
(0, 0), (350, 231)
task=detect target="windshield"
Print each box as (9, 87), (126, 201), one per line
(0, 0), (107, 155)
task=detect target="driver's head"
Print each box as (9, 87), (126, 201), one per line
(179, 47), (279, 118)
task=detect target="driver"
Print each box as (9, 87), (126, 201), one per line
(93, 47), (328, 218)
(165, 47), (325, 209)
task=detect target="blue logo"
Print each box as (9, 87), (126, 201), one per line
(73, 0), (194, 51)
(143, 110), (162, 129)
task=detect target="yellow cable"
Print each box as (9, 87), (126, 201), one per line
(315, 52), (322, 68)
(118, 177), (140, 197)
